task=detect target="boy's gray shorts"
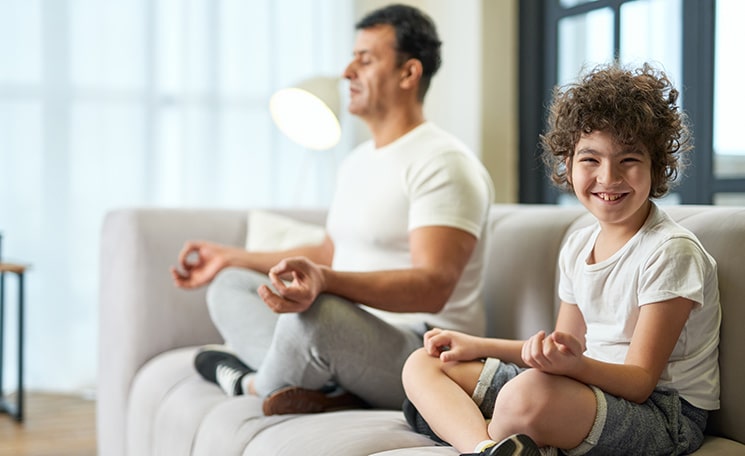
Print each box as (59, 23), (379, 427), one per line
(473, 357), (708, 456)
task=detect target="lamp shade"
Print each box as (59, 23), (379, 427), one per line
(269, 76), (342, 150)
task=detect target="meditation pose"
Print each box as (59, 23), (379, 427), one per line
(171, 3), (494, 415)
(401, 63), (720, 456)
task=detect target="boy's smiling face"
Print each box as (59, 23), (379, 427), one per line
(570, 130), (652, 231)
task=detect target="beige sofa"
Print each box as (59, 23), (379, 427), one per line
(97, 205), (745, 455)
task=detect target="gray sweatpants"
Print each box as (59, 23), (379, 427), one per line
(205, 267), (425, 409)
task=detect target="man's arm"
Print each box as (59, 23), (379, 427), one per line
(171, 234), (334, 289)
(326, 225), (477, 313)
(260, 225), (477, 314)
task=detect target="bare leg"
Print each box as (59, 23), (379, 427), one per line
(488, 369), (596, 449)
(402, 348), (492, 453)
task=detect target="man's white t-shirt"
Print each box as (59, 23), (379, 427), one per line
(326, 122), (494, 336)
(559, 203), (721, 410)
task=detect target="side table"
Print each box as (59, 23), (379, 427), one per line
(0, 261), (26, 422)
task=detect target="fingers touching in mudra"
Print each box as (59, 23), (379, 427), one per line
(259, 257), (328, 314)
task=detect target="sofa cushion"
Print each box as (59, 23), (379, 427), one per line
(245, 210), (325, 251)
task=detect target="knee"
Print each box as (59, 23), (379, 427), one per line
(270, 297), (342, 350)
(205, 267), (261, 318)
(402, 348), (433, 389)
(489, 370), (552, 435)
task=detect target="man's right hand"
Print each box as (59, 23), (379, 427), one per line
(171, 240), (233, 289)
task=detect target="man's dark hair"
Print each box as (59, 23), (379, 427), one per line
(356, 4), (442, 101)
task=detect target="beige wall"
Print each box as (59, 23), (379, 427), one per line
(354, 0), (519, 202)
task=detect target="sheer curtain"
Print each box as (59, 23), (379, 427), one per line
(0, 0), (353, 393)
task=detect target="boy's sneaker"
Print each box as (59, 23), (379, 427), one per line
(194, 345), (254, 396)
(460, 434), (541, 456)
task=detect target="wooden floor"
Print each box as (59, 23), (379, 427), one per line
(0, 392), (96, 456)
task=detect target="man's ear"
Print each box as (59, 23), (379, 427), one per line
(400, 58), (422, 90)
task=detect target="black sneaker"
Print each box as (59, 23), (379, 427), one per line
(460, 434), (541, 456)
(194, 345), (254, 396)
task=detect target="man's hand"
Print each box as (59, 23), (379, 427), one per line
(258, 256), (327, 313)
(170, 241), (233, 289)
(521, 330), (584, 375)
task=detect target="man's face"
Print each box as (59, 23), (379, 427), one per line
(343, 24), (404, 120)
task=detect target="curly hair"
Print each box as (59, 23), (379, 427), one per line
(540, 63), (692, 198)
(356, 4), (442, 101)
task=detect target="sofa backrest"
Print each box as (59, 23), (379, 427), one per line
(481, 204), (745, 445)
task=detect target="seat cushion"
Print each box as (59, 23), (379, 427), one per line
(128, 347), (437, 455)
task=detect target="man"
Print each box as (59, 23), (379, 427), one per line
(171, 3), (494, 415)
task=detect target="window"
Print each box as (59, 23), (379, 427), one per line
(518, 0), (745, 205)
(0, 0), (352, 391)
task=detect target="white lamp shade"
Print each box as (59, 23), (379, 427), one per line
(269, 76), (342, 151)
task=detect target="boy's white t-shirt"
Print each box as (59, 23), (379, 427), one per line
(559, 203), (721, 410)
(326, 122), (494, 336)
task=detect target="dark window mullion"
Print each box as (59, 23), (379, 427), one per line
(680, 0), (715, 204)
(518, 0), (548, 203)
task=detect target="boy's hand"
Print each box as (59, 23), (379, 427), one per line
(522, 330), (583, 374)
(423, 328), (482, 362)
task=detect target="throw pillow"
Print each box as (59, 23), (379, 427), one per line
(245, 210), (326, 251)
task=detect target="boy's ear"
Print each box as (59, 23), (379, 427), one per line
(565, 156), (573, 184)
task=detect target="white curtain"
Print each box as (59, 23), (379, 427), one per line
(0, 0), (354, 393)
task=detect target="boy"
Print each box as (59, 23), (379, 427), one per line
(401, 63), (721, 456)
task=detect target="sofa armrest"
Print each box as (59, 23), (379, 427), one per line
(96, 208), (248, 456)
(96, 207), (329, 456)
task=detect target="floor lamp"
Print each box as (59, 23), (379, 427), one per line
(269, 76), (342, 151)
(269, 76), (342, 203)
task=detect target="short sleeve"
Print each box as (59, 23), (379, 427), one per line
(405, 151), (493, 238)
(638, 237), (709, 308)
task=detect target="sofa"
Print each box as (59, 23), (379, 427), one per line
(97, 204), (745, 455)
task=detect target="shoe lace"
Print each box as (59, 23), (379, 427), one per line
(216, 363), (245, 396)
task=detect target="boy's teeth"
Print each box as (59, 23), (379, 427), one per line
(599, 193), (620, 201)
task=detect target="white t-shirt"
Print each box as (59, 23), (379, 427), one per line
(326, 122), (494, 336)
(559, 203), (721, 410)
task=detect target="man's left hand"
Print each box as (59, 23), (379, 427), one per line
(258, 256), (327, 313)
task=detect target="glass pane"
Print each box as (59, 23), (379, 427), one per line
(156, 0), (211, 94)
(69, 101), (147, 353)
(713, 0), (745, 179)
(218, 0), (271, 97)
(557, 8), (614, 86)
(619, 0), (682, 85)
(713, 193), (745, 206)
(70, 0), (146, 90)
(217, 107), (273, 206)
(153, 106), (213, 205)
(0, 0), (42, 83)
(0, 101), (43, 245)
(69, 101), (147, 208)
(560, 0), (598, 8)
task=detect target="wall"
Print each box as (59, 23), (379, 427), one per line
(354, 0), (519, 202)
